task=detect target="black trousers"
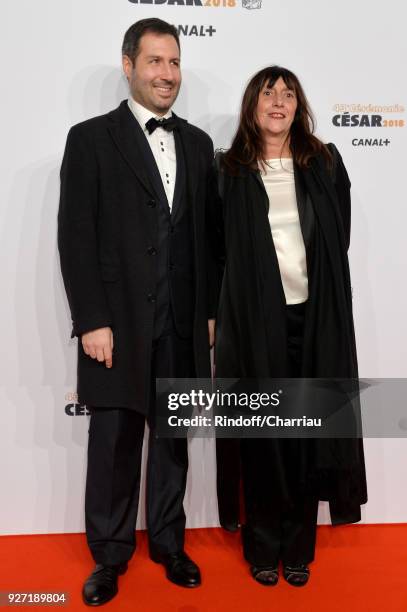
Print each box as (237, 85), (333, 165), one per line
(219, 301), (319, 567)
(241, 439), (319, 567)
(85, 321), (194, 566)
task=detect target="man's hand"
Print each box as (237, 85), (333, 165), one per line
(81, 327), (114, 368)
(208, 319), (216, 348)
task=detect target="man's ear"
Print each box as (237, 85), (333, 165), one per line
(122, 55), (133, 81)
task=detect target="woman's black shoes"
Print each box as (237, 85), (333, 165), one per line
(251, 563), (310, 586)
(283, 564), (310, 586)
(251, 565), (279, 586)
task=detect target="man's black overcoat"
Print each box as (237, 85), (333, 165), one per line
(58, 101), (214, 413)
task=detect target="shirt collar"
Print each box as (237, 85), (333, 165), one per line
(128, 96), (173, 134)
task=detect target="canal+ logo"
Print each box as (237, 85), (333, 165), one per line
(128, 0), (262, 8)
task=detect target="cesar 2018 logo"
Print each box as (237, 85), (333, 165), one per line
(64, 392), (90, 416)
(128, 0), (262, 8)
(332, 103), (405, 148)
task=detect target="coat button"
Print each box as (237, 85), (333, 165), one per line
(147, 199), (156, 208)
(169, 226), (174, 234)
(147, 246), (157, 256)
(169, 263), (175, 271)
(147, 293), (156, 303)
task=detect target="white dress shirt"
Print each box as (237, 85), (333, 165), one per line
(261, 158), (309, 305)
(128, 96), (177, 210)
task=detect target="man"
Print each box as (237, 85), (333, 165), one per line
(58, 18), (215, 606)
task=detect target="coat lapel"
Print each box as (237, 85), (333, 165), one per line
(301, 160), (345, 278)
(170, 128), (186, 221)
(252, 170), (268, 210)
(107, 101), (165, 203)
(176, 117), (199, 206)
(294, 164), (315, 251)
(133, 124), (169, 210)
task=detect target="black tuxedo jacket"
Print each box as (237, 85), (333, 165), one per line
(58, 100), (214, 413)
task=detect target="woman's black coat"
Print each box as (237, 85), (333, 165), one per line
(209, 144), (367, 525)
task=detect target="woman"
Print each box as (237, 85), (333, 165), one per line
(209, 66), (367, 586)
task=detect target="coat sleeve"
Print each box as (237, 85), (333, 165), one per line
(206, 151), (226, 319)
(329, 142), (352, 252)
(58, 124), (113, 338)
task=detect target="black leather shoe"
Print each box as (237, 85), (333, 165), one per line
(283, 564), (310, 586)
(82, 562), (128, 606)
(151, 551), (201, 588)
(251, 565), (279, 586)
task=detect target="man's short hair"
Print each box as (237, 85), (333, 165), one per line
(122, 18), (180, 64)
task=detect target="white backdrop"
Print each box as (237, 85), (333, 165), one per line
(1, 0), (406, 535)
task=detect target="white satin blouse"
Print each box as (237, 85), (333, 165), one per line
(261, 158), (308, 305)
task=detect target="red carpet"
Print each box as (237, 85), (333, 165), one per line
(1, 526), (406, 611)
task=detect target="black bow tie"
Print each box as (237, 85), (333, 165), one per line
(145, 116), (177, 135)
